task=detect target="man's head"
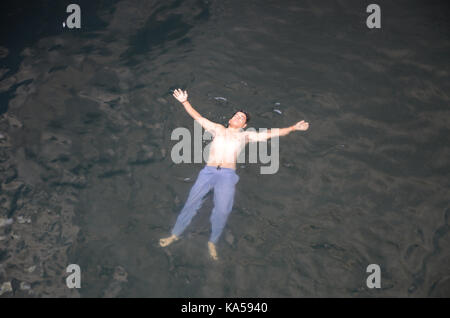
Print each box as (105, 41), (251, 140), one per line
(227, 110), (250, 129)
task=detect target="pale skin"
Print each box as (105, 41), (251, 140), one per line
(159, 89), (309, 260)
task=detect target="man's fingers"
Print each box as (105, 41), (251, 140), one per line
(173, 88), (188, 102)
(173, 89), (186, 97)
(174, 88), (187, 94)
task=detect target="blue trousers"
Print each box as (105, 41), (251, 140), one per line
(171, 165), (240, 244)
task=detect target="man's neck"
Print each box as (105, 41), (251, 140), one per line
(226, 126), (244, 133)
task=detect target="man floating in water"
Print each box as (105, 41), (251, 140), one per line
(159, 89), (309, 260)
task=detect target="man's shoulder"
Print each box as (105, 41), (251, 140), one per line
(213, 123), (226, 132)
(242, 129), (255, 136)
(196, 117), (225, 131)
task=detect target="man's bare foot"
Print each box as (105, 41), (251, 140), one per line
(208, 241), (218, 261)
(159, 234), (179, 247)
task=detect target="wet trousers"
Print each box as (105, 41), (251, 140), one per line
(171, 165), (240, 244)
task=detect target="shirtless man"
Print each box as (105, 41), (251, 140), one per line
(159, 89), (309, 260)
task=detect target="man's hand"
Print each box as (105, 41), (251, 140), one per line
(173, 88), (188, 103)
(292, 120), (309, 131)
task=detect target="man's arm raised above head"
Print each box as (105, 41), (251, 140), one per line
(245, 120), (309, 142)
(172, 88), (224, 136)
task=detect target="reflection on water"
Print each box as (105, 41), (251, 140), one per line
(0, 0), (449, 297)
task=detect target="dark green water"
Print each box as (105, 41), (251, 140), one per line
(0, 0), (449, 297)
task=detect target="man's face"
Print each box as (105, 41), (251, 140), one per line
(228, 111), (247, 129)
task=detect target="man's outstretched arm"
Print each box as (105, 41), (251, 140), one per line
(172, 88), (223, 135)
(246, 120), (309, 142)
